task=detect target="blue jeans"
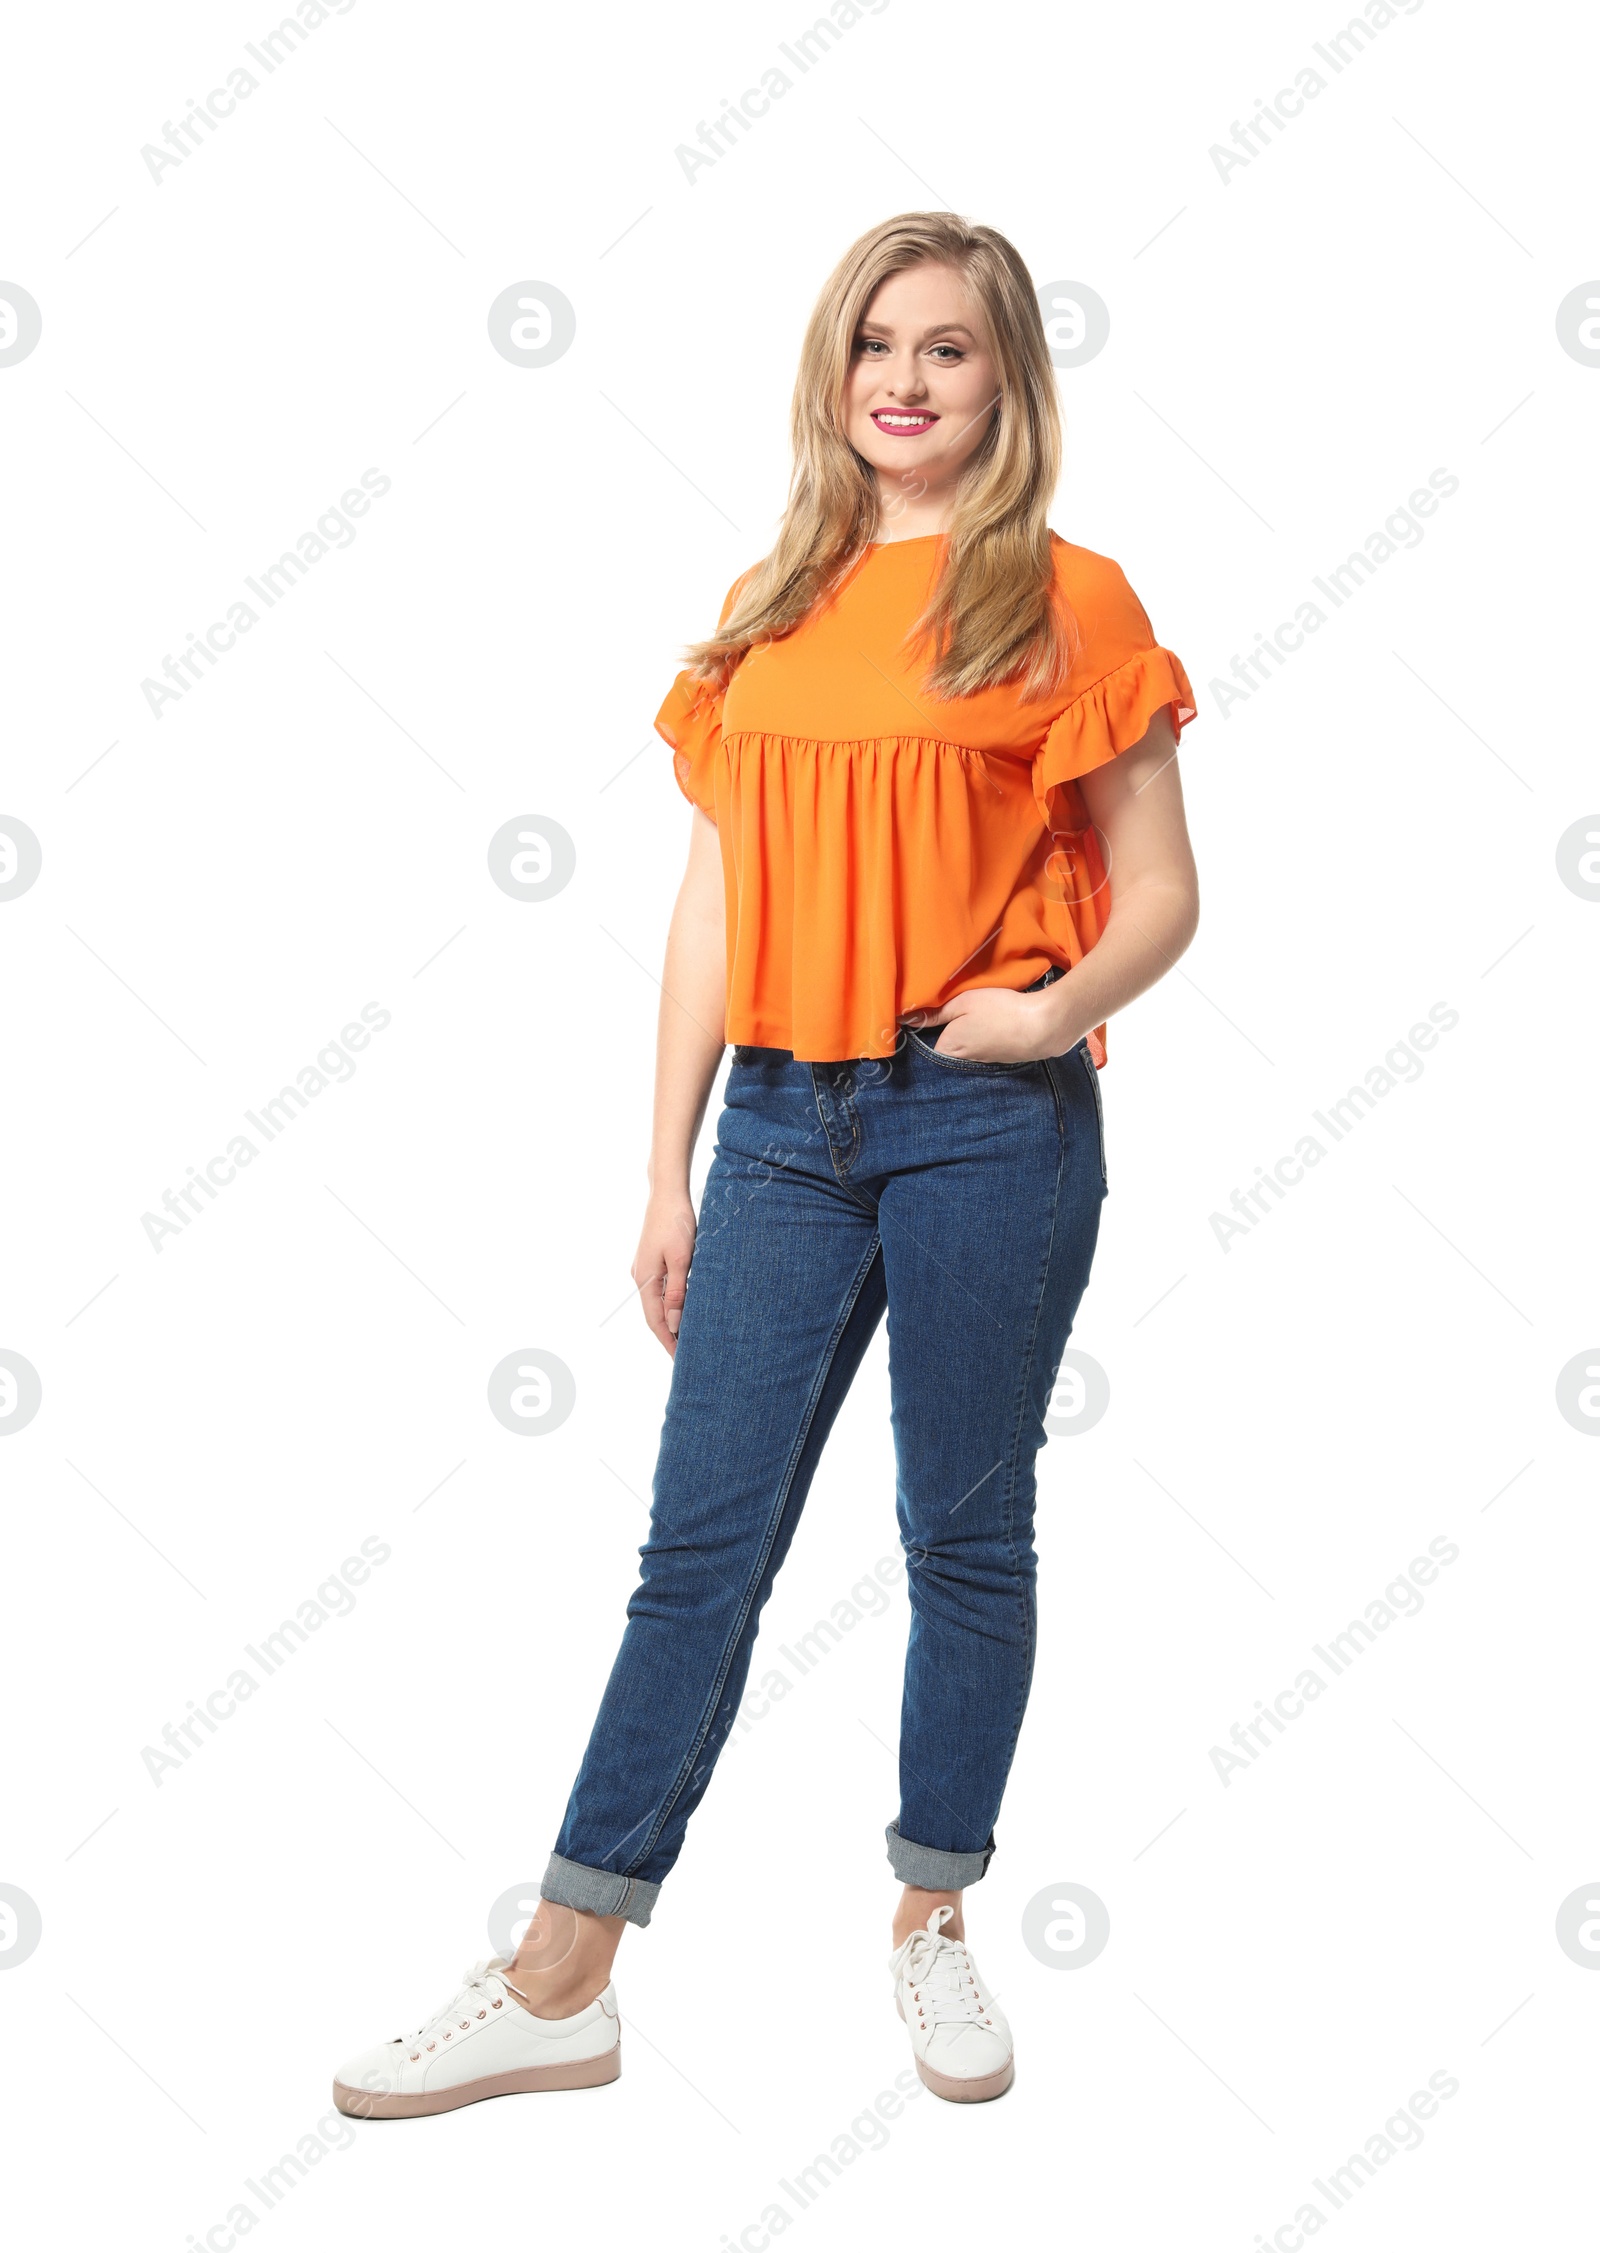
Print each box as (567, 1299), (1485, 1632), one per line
(543, 974), (1107, 1927)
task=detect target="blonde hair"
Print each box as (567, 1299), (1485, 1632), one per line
(683, 211), (1074, 704)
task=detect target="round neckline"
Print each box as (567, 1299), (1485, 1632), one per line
(865, 532), (946, 548)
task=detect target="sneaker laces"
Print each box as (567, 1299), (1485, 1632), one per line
(894, 1907), (992, 2038)
(399, 1961), (513, 2058)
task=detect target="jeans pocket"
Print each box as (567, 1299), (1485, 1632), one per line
(902, 1023), (1038, 1075)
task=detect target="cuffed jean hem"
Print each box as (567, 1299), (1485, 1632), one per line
(885, 1821), (996, 1891)
(540, 1853), (661, 1930)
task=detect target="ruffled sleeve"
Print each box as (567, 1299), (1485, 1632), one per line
(653, 571), (751, 820)
(654, 671), (725, 817)
(1031, 555), (1197, 833)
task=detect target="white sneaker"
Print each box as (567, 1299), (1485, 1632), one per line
(888, 1904), (1014, 2102)
(332, 1957), (621, 2118)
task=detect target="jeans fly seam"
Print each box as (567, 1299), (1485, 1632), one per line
(807, 1066), (876, 1213)
(625, 1230), (886, 1872)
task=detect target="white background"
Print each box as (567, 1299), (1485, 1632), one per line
(2, 0), (1596, 2245)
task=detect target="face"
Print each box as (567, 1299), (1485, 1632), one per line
(842, 262), (1000, 517)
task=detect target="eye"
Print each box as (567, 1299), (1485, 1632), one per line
(856, 337), (889, 355)
(928, 344), (964, 361)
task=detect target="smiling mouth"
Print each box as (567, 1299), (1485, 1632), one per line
(870, 410), (939, 434)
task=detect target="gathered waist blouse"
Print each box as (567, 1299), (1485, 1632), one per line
(654, 530), (1196, 1067)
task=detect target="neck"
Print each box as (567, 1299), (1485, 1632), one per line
(871, 476), (958, 545)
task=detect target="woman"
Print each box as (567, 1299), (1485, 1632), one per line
(334, 211), (1198, 2117)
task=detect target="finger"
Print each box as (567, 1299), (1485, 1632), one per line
(635, 1260), (671, 1349)
(662, 1252), (692, 1337)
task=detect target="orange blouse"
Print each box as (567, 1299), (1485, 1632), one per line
(655, 531), (1196, 1067)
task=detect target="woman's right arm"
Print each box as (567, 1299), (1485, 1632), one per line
(632, 807), (727, 1354)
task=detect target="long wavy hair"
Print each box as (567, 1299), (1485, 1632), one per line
(681, 211), (1075, 704)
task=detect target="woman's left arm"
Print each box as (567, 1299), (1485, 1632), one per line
(919, 707), (1199, 1061)
(1035, 708), (1199, 1055)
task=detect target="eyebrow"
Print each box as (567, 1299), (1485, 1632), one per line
(856, 321), (977, 342)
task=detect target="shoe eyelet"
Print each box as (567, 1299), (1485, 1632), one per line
(493, 1999), (502, 2008)
(477, 2010), (486, 2019)
(425, 2042), (435, 2051)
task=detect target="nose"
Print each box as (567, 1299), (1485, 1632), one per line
(886, 349), (927, 400)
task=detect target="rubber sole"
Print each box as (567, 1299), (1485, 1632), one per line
(896, 1997), (1014, 2103)
(913, 2052), (1015, 2103)
(332, 2041), (621, 2119)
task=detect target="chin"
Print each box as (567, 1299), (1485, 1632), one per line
(855, 434), (930, 472)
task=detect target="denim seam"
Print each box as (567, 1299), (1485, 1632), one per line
(626, 1230), (886, 1872)
(1078, 1041), (1108, 1190)
(991, 1054), (1069, 1813)
(893, 1063), (1063, 1871)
